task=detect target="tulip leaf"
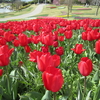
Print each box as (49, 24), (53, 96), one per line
(19, 91), (43, 100)
(41, 90), (52, 100)
(76, 83), (83, 100)
(12, 80), (18, 100)
(93, 84), (100, 100)
(19, 95), (30, 100)
(59, 96), (68, 100)
(92, 70), (99, 83)
(86, 90), (92, 100)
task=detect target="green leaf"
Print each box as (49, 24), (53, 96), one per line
(93, 84), (100, 100)
(92, 70), (99, 83)
(26, 91), (43, 100)
(59, 96), (68, 100)
(19, 95), (30, 100)
(12, 80), (18, 100)
(20, 91), (43, 100)
(76, 83), (83, 100)
(41, 90), (52, 100)
(86, 90), (92, 100)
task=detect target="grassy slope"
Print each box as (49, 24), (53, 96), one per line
(0, 4), (100, 21)
(0, 4), (37, 18)
(33, 4), (100, 20)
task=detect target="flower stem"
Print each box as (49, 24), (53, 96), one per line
(84, 76), (86, 96)
(53, 92), (56, 100)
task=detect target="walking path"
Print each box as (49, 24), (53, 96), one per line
(0, 4), (45, 21)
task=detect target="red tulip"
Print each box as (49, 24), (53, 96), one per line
(71, 44), (86, 54)
(0, 37), (6, 45)
(57, 28), (66, 33)
(41, 34), (54, 46)
(95, 40), (100, 54)
(78, 57), (93, 76)
(52, 55), (60, 67)
(29, 50), (42, 63)
(65, 25), (72, 30)
(64, 30), (73, 39)
(0, 69), (3, 76)
(37, 53), (61, 72)
(4, 31), (16, 42)
(18, 34), (28, 46)
(58, 36), (65, 41)
(13, 39), (20, 47)
(33, 24), (40, 32)
(42, 66), (64, 92)
(31, 35), (40, 44)
(37, 53), (53, 72)
(53, 41), (58, 47)
(55, 47), (64, 56)
(41, 46), (49, 53)
(53, 31), (58, 41)
(24, 45), (31, 53)
(0, 45), (14, 66)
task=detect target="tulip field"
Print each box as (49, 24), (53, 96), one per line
(0, 18), (100, 100)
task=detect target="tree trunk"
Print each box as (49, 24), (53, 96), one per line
(96, 2), (100, 16)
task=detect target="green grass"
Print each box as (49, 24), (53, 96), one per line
(0, 4), (37, 18)
(33, 4), (100, 20)
(0, 4), (100, 21)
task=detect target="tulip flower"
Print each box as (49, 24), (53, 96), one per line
(33, 24), (40, 32)
(57, 28), (66, 33)
(4, 31), (16, 42)
(13, 39), (20, 47)
(78, 57), (93, 76)
(41, 33), (54, 46)
(31, 35), (40, 44)
(18, 34), (28, 46)
(37, 53), (53, 72)
(42, 66), (64, 92)
(29, 50), (43, 63)
(71, 44), (86, 54)
(95, 40), (100, 54)
(0, 45), (14, 66)
(55, 47), (64, 56)
(0, 37), (6, 45)
(53, 41), (58, 47)
(58, 36), (65, 41)
(52, 54), (60, 67)
(41, 46), (49, 53)
(24, 45), (31, 53)
(64, 30), (73, 39)
(37, 53), (61, 72)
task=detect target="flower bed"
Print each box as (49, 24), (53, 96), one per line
(57, 15), (72, 18)
(0, 18), (100, 100)
(38, 16), (63, 19)
(74, 16), (95, 19)
(58, 7), (66, 9)
(76, 8), (92, 10)
(50, 7), (57, 9)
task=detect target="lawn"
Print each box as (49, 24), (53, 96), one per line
(0, 4), (100, 21)
(30, 4), (100, 20)
(0, 4), (37, 18)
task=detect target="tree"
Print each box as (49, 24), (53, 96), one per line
(14, 0), (22, 10)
